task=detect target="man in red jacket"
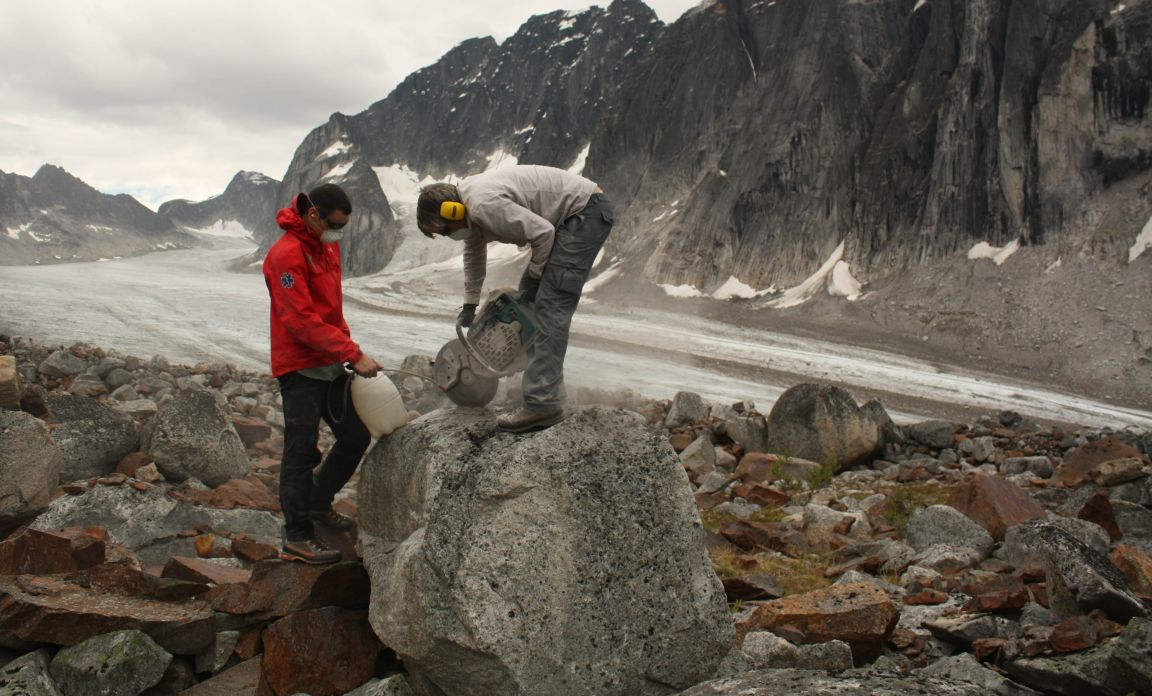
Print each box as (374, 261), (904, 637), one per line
(263, 183), (382, 564)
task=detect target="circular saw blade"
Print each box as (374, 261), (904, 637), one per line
(433, 339), (500, 407)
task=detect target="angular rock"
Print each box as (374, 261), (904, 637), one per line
(1002, 456), (1053, 478)
(46, 394), (139, 482)
(948, 472), (1045, 539)
(161, 557), (250, 586)
(1090, 458), (1147, 487)
(746, 582), (899, 664)
(665, 391), (710, 428)
(1055, 437), (1149, 488)
(1029, 522), (1147, 623)
(677, 669), (986, 695)
(742, 631), (853, 671)
(765, 383), (880, 471)
(260, 608), (380, 696)
(1048, 613), (1121, 654)
(924, 614), (1020, 649)
(906, 420), (956, 449)
(0, 410), (61, 522)
(0, 649), (62, 696)
(113, 400), (158, 418)
(230, 416), (271, 449)
(679, 434), (716, 481)
(918, 653), (1040, 695)
(1111, 544), (1152, 599)
(0, 355), (22, 410)
(38, 350), (87, 378)
(206, 560), (369, 618)
(359, 407), (732, 696)
(1006, 617), (1152, 696)
(0, 527), (106, 575)
(724, 414), (769, 455)
(168, 475), (279, 512)
(344, 675), (414, 696)
(141, 389), (250, 487)
(905, 504), (994, 556)
(1113, 499), (1152, 551)
(1002, 517), (1111, 567)
(49, 629), (173, 696)
(1078, 492), (1122, 541)
(912, 544), (983, 575)
(0, 575), (214, 654)
(195, 630), (240, 675)
(180, 657), (262, 696)
(30, 483), (281, 568)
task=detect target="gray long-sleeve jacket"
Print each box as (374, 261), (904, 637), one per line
(457, 165), (598, 305)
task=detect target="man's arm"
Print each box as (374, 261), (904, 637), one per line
(462, 233), (488, 305)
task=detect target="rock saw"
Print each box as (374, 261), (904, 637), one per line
(432, 290), (539, 407)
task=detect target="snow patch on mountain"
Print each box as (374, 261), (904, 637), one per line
(968, 239), (1020, 265)
(373, 164), (437, 220)
(765, 241), (852, 308)
(322, 162), (354, 181)
(1129, 213), (1152, 262)
(317, 140), (352, 160)
(569, 144), (590, 175)
(712, 276), (773, 300)
(660, 283), (705, 298)
(188, 219), (253, 240)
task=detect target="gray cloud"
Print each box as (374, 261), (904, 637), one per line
(0, 0), (696, 209)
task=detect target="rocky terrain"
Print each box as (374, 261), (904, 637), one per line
(158, 172), (281, 247)
(1, 334), (1150, 695)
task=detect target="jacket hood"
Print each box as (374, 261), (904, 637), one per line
(276, 194), (321, 249)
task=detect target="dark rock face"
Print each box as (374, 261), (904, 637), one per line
(259, 0), (1151, 284)
(252, 0), (662, 276)
(0, 165), (193, 264)
(158, 171), (279, 241)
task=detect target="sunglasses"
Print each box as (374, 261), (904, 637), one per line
(304, 195), (348, 229)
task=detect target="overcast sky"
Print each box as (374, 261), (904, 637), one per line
(0, 1), (699, 210)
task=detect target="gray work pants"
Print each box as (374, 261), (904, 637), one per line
(521, 193), (615, 411)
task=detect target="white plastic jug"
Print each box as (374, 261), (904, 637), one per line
(350, 374), (409, 438)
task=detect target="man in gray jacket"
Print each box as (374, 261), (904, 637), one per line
(416, 165), (614, 432)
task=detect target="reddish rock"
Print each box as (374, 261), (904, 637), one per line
(170, 476), (280, 512)
(1111, 544), (1152, 599)
(232, 538), (279, 563)
(668, 430), (695, 453)
(182, 657), (262, 696)
(719, 521), (788, 554)
(730, 482), (790, 508)
(694, 490), (728, 512)
(823, 555), (885, 578)
(232, 416), (272, 449)
(1048, 613), (1120, 654)
(207, 560), (370, 618)
(235, 627), (263, 660)
(195, 533), (234, 559)
(0, 574), (214, 654)
(259, 608), (381, 696)
(971, 638), (1007, 662)
(947, 472), (1045, 539)
(162, 557), (251, 586)
(0, 527), (106, 575)
(115, 452), (152, 477)
(960, 574), (1028, 613)
(722, 573), (785, 601)
(747, 582), (899, 664)
(1078, 492), (1122, 541)
(734, 452), (784, 485)
(904, 589), (949, 605)
(1054, 437), (1149, 488)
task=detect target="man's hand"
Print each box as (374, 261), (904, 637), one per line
(350, 354), (382, 378)
(459, 304), (478, 328)
(519, 270), (542, 304)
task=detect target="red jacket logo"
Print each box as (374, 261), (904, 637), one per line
(280, 272), (295, 289)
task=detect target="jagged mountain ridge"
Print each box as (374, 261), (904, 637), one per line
(263, 0), (1151, 289)
(0, 165), (194, 265)
(158, 171), (280, 242)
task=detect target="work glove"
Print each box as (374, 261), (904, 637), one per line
(519, 270), (542, 304)
(458, 303), (477, 328)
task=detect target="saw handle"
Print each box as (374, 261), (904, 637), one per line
(455, 319), (506, 377)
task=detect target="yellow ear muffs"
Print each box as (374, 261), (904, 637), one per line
(440, 201), (466, 221)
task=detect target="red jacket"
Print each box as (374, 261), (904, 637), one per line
(263, 195), (362, 377)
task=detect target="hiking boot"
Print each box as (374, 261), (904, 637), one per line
(280, 538), (341, 564)
(496, 406), (566, 433)
(310, 508), (355, 531)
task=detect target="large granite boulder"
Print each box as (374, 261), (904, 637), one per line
(0, 410), (61, 522)
(46, 394), (139, 482)
(142, 389), (249, 487)
(1005, 617), (1152, 696)
(358, 407), (732, 696)
(765, 383), (880, 471)
(49, 629), (173, 696)
(0, 649), (62, 696)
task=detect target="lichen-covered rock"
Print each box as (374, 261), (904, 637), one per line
(0, 410), (61, 522)
(48, 630), (172, 696)
(765, 383), (880, 471)
(46, 394), (138, 482)
(906, 505), (995, 557)
(0, 649), (63, 696)
(675, 669), (988, 695)
(359, 407), (732, 696)
(141, 389), (249, 487)
(1005, 617), (1152, 696)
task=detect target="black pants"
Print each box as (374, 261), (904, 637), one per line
(277, 371), (371, 541)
